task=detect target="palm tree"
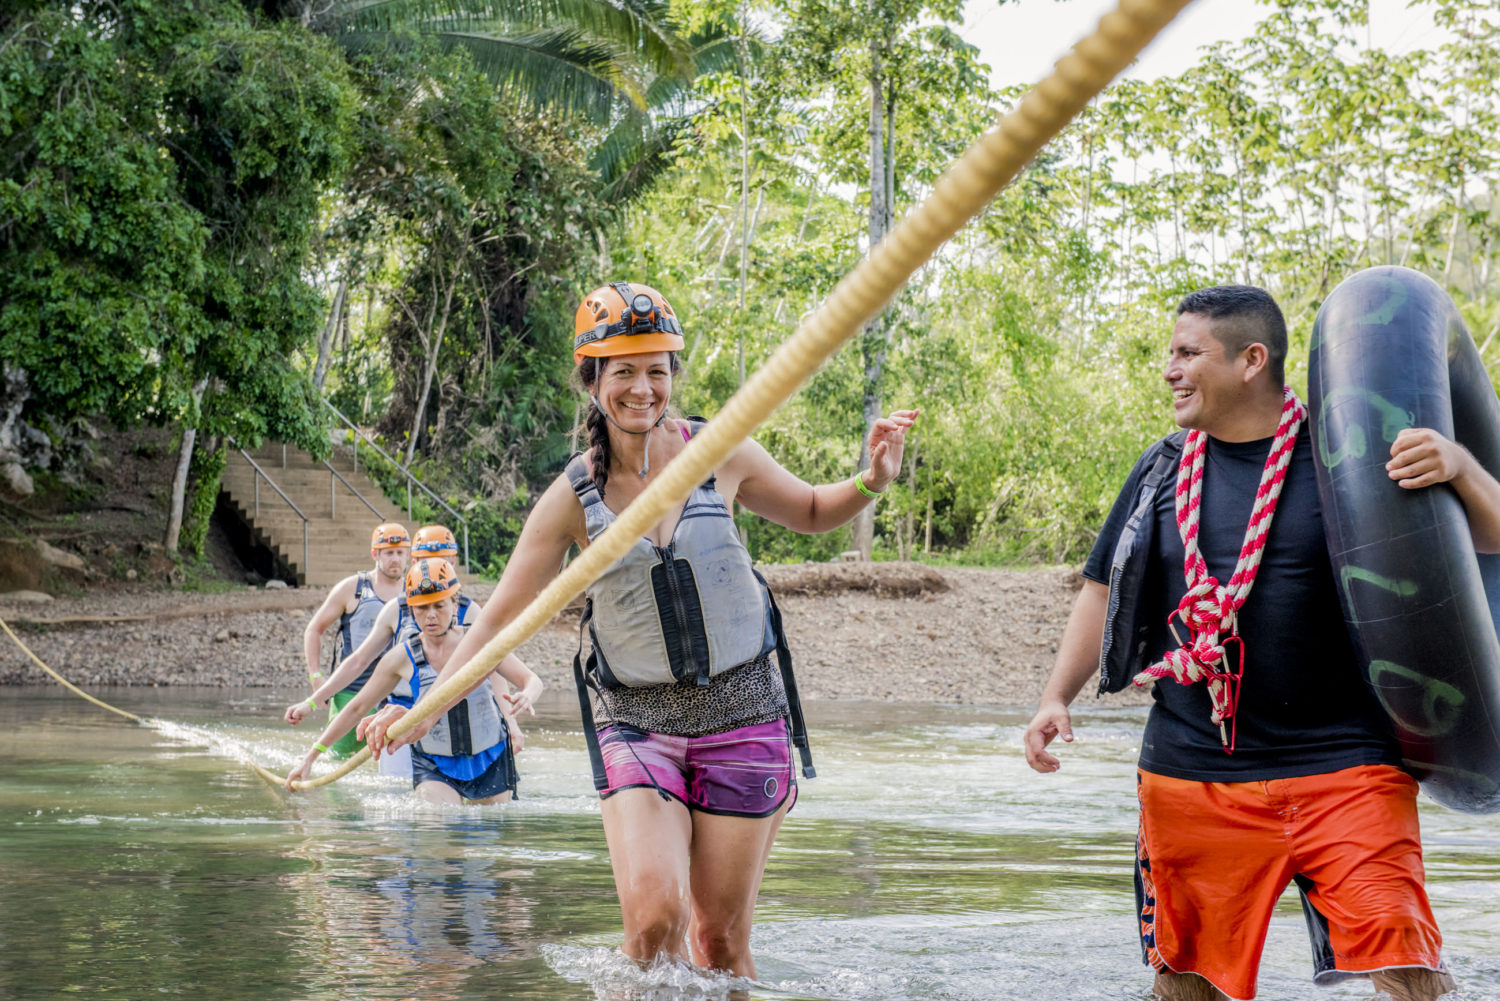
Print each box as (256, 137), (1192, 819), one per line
(308, 0), (695, 129)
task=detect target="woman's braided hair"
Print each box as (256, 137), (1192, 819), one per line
(575, 354), (683, 498)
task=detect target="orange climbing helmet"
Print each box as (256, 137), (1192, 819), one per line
(370, 522), (411, 550)
(573, 282), (683, 363)
(412, 525), (458, 559)
(405, 558), (460, 606)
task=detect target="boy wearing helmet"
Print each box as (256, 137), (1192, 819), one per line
(364, 281), (917, 976)
(298, 522), (410, 758)
(286, 559), (543, 804)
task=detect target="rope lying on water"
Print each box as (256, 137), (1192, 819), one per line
(1, 0), (1196, 790)
(0, 614), (290, 785)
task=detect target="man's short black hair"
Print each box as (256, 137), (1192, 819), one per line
(1177, 285), (1287, 384)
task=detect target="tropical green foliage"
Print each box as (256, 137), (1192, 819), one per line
(0, 1), (353, 453)
(6, 0), (1500, 575)
(613, 0), (1500, 564)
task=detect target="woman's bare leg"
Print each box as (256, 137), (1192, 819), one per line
(415, 780), (462, 804)
(601, 788), (694, 965)
(685, 796), (793, 978)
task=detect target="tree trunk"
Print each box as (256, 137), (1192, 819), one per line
(312, 274), (347, 392)
(405, 271), (458, 466)
(737, 0), (752, 390)
(164, 378), (209, 554)
(852, 40), (890, 560)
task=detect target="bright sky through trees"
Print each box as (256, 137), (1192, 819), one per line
(962, 0), (1448, 87)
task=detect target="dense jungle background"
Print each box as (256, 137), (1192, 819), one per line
(2, 0), (1497, 577)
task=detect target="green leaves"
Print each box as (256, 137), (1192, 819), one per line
(1, 1), (354, 454)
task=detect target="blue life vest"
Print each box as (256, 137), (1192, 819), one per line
(391, 633), (506, 762)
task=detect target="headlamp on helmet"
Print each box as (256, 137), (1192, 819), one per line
(412, 524), (458, 559)
(405, 558), (460, 607)
(573, 282), (684, 363)
(370, 522), (411, 550)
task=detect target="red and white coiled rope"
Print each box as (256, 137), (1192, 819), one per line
(1132, 387), (1307, 751)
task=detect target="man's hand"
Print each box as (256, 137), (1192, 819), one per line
(1023, 700), (1075, 773)
(1387, 427), (1473, 489)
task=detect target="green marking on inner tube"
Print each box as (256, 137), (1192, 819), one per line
(1317, 387), (1416, 470)
(1368, 660), (1465, 738)
(1316, 406), (1366, 470)
(1354, 277), (1409, 326)
(1366, 391), (1416, 443)
(1339, 566), (1419, 606)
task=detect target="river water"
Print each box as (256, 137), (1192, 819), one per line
(0, 688), (1495, 1000)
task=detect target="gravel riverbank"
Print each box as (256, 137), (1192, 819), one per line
(0, 562), (1150, 707)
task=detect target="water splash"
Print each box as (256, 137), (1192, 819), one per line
(543, 945), (764, 1000)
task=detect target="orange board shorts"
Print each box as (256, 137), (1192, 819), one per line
(1134, 764), (1444, 1000)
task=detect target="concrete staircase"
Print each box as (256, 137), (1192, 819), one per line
(219, 442), (403, 587)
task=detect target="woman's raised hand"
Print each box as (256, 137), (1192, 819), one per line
(865, 409), (920, 489)
(502, 689), (535, 718)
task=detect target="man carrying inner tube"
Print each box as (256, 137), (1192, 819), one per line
(1023, 286), (1500, 1001)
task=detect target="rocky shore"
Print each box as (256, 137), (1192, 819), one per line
(0, 562), (1149, 707)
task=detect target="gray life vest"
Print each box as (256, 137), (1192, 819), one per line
(563, 420), (816, 790)
(1098, 431), (1187, 695)
(338, 571), (389, 695)
(563, 435), (774, 689)
(395, 633), (506, 759)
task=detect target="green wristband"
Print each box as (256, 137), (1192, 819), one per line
(306, 697), (317, 710)
(314, 743), (328, 753)
(855, 473), (883, 500)
(308, 672), (324, 681)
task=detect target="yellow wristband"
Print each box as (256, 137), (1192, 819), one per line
(306, 697), (317, 710)
(314, 743), (328, 753)
(855, 473), (883, 500)
(308, 672), (323, 681)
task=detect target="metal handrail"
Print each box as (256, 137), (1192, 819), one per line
(323, 461), (383, 521)
(230, 443), (309, 583)
(322, 398), (470, 570)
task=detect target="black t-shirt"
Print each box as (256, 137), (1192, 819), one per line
(1083, 434), (1401, 781)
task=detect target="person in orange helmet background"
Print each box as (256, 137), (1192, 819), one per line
(296, 522), (409, 758)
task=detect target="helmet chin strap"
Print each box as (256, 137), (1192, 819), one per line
(591, 395), (667, 477)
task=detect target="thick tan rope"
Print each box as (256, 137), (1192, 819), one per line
(0, 614), (294, 785)
(1, 616), (142, 721)
(290, 0), (1196, 790)
(0, 0), (1194, 790)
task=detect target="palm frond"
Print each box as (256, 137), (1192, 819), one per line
(591, 113), (694, 204)
(330, 0), (692, 82)
(338, 27), (629, 121)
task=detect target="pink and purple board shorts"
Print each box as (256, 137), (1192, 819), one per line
(597, 718), (796, 817)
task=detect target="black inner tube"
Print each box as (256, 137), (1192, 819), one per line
(1310, 265), (1500, 814)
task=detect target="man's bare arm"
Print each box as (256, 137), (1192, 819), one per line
(1023, 579), (1109, 773)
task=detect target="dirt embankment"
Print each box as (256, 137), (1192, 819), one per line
(0, 562), (1147, 707)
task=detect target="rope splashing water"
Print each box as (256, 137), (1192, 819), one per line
(2, 0), (1197, 789)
